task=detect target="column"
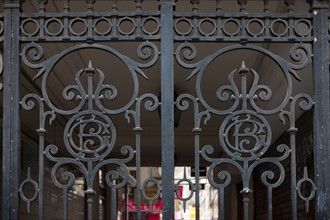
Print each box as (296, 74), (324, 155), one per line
(2, 0), (21, 219)
(160, 0), (175, 219)
(311, 0), (330, 219)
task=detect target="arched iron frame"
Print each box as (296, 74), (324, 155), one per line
(1, 0), (330, 220)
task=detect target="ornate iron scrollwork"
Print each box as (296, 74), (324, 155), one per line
(20, 41), (159, 219)
(12, 1), (320, 220)
(175, 42), (314, 219)
(20, 1), (161, 42)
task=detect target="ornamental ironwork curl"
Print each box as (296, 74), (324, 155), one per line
(125, 93), (160, 128)
(176, 43), (311, 115)
(20, 42), (159, 219)
(200, 143), (290, 192)
(175, 42), (314, 218)
(21, 42), (158, 115)
(44, 144), (134, 191)
(176, 93), (210, 130)
(21, 93), (56, 132)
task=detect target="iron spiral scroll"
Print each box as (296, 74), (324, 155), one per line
(175, 42), (315, 219)
(19, 41), (160, 219)
(1, 0), (328, 220)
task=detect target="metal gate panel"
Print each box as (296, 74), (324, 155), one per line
(1, 1), (330, 220)
(172, 1), (317, 219)
(5, 1), (165, 220)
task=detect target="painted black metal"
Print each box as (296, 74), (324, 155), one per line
(2, 1), (21, 220)
(173, 14), (313, 43)
(0, 0), (328, 219)
(161, 1), (175, 219)
(20, 42), (159, 220)
(311, 1), (330, 220)
(20, 1), (161, 42)
(175, 43), (314, 220)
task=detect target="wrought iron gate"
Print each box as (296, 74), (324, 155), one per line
(1, 0), (330, 220)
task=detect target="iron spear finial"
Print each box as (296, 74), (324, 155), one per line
(239, 61), (249, 75)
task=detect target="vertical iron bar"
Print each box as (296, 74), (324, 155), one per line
(126, 186), (129, 220)
(86, 0), (94, 41)
(243, 194), (249, 220)
(86, 161), (94, 220)
(135, 0), (142, 39)
(63, 188), (68, 220)
(63, 0), (70, 40)
(285, 0), (294, 39)
(240, 62), (248, 111)
(264, 0), (270, 12)
(160, 0), (175, 219)
(216, 0), (222, 39)
(2, 6), (11, 220)
(194, 132), (200, 219)
(242, 162), (249, 220)
(87, 193), (93, 220)
(220, 188), (224, 219)
(38, 132), (45, 220)
(111, 1), (118, 39)
(289, 131), (297, 220)
(2, 1), (21, 219)
(111, 188), (117, 220)
(191, 1), (199, 39)
(263, 0), (270, 40)
(267, 187), (272, 220)
(135, 131), (142, 220)
(86, 62), (94, 110)
(311, 1), (330, 219)
(38, 0), (46, 40)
